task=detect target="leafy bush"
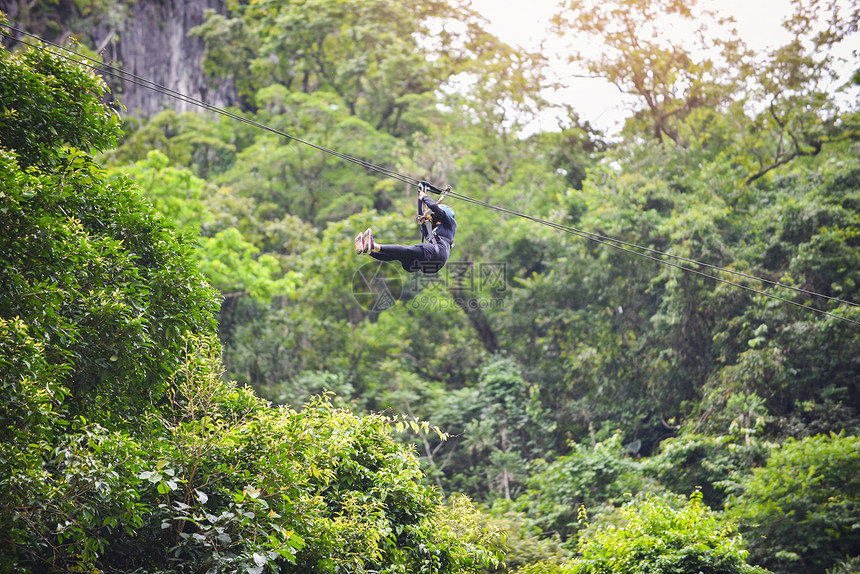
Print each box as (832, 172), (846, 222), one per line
(725, 433), (860, 574)
(568, 493), (769, 574)
(1, 334), (506, 573)
(645, 426), (771, 508)
(125, 338), (504, 574)
(512, 434), (654, 545)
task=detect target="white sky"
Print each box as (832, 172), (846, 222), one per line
(466, 0), (800, 134)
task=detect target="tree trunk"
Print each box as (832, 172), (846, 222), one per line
(448, 284), (499, 354)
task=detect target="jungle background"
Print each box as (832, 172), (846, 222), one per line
(1, 0), (859, 572)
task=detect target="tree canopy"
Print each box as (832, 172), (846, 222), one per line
(0, 35), (504, 574)
(2, 0), (860, 572)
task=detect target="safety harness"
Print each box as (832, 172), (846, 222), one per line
(417, 180), (451, 246)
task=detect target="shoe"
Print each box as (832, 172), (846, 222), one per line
(362, 228), (375, 253)
(354, 231), (365, 254)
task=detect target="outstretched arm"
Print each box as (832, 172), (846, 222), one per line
(417, 190), (426, 215)
(416, 190), (431, 240)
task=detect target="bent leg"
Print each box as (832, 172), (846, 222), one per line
(370, 244), (425, 272)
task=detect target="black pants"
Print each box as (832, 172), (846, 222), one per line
(370, 241), (450, 273)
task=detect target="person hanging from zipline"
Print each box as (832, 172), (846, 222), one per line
(355, 182), (456, 274)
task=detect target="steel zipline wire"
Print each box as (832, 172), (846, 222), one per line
(0, 26), (419, 187)
(443, 189), (860, 326)
(2, 25), (860, 327)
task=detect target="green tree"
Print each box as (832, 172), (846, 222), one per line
(551, 0), (747, 147)
(0, 44), (220, 414)
(459, 357), (546, 501)
(191, 0), (493, 134)
(697, 158), (860, 437)
(214, 89), (401, 225)
(510, 434), (653, 545)
(0, 39), (217, 568)
(0, 38), (506, 574)
(564, 492), (769, 574)
(113, 149), (214, 233)
(725, 433), (860, 574)
(108, 109), (246, 177)
(0, 34), (121, 167)
(112, 148), (303, 343)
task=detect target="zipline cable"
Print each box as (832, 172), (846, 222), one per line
(3, 26), (859, 326)
(0, 26), (421, 187)
(444, 190), (860, 326)
(6, 23), (852, 303)
(444, 188), (860, 309)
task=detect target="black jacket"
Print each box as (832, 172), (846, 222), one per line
(418, 195), (456, 244)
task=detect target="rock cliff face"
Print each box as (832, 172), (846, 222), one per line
(0, 0), (237, 119)
(100, 0), (238, 117)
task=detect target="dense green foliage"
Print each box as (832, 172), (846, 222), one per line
(725, 433), (860, 574)
(0, 46), (219, 414)
(3, 0), (860, 572)
(0, 38), (503, 573)
(518, 493), (770, 574)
